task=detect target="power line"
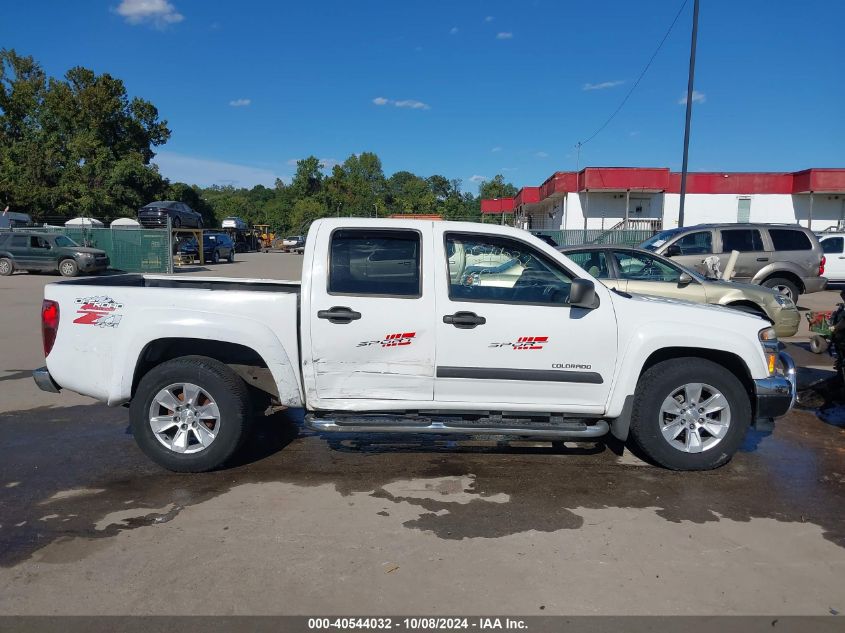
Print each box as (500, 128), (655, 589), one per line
(576, 0), (690, 149)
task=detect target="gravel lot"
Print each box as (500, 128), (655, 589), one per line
(0, 253), (843, 615)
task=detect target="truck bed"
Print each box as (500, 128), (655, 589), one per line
(57, 273), (301, 293)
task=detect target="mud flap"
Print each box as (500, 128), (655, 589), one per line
(609, 395), (634, 441)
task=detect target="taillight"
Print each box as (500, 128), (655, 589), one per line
(41, 300), (59, 357)
(820, 256), (826, 276)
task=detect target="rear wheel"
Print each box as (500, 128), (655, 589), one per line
(211, 249), (220, 264)
(130, 356), (253, 472)
(227, 249), (235, 263)
(629, 357), (751, 470)
(0, 258), (13, 276)
(59, 258), (78, 277)
(762, 277), (800, 302)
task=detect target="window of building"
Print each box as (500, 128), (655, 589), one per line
(720, 229), (764, 253)
(737, 198), (751, 223)
(445, 233), (573, 305)
(769, 229), (812, 251)
(328, 229), (421, 297)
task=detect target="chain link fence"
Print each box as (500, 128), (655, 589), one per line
(14, 226), (172, 273)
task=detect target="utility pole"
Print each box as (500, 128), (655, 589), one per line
(678, 0), (699, 228)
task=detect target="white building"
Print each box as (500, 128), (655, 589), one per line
(481, 167), (845, 232)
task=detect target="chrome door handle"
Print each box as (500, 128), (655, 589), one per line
(317, 306), (362, 324)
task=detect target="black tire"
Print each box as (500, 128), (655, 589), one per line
(197, 218), (204, 229)
(211, 249), (220, 264)
(130, 356), (253, 472)
(0, 257), (13, 276)
(227, 250), (235, 263)
(58, 258), (79, 277)
(810, 335), (829, 354)
(172, 216), (182, 229)
(762, 276), (800, 302)
(628, 357), (751, 471)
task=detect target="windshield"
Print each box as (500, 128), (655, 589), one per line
(639, 228), (685, 251)
(53, 235), (79, 247)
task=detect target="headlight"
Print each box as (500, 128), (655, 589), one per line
(773, 294), (795, 308)
(759, 327), (778, 374)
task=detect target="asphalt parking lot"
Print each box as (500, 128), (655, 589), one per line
(1, 253), (844, 615)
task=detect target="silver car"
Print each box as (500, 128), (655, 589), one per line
(640, 223), (827, 300)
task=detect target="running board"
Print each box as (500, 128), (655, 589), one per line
(304, 414), (609, 439)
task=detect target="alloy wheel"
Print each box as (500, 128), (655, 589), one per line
(658, 382), (731, 453)
(148, 382), (220, 454)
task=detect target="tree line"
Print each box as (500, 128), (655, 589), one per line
(0, 50), (518, 232)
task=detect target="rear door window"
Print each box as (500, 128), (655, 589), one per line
(720, 229), (764, 253)
(329, 229), (421, 297)
(10, 235), (28, 249)
(674, 231), (712, 254)
(565, 251), (610, 279)
(769, 229), (812, 251)
(822, 237), (844, 254)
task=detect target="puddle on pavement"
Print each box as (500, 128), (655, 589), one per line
(1, 398), (844, 567)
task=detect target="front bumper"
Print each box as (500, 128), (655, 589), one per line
(753, 352), (796, 426)
(802, 276), (828, 294)
(33, 366), (61, 393)
(78, 257), (110, 272)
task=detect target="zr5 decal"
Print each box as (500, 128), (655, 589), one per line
(73, 296), (124, 328)
(357, 332), (416, 348)
(489, 336), (548, 350)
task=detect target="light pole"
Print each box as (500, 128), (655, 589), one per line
(678, 0), (700, 228)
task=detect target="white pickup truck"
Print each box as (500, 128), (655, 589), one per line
(33, 219), (796, 472)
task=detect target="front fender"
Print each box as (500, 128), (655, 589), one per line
(109, 308), (303, 408)
(604, 320), (768, 418)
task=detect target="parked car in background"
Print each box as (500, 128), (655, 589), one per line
(0, 232), (109, 277)
(282, 235), (305, 253)
(138, 201), (203, 229)
(0, 211), (33, 229)
(639, 223), (826, 300)
(178, 232), (235, 264)
(818, 233), (845, 282)
(560, 245), (800, 338)
(221, 216), (248, 231)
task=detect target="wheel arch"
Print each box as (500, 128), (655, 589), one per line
(756, 268), (805, 293)
(725, 300), (770, 320)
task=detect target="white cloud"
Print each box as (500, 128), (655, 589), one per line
(373, 97), (431, 110)
(678, 90), (706, 105)
(583, 80), (624, 91)
(484, 15), (494, 22)
(154, 152), (283, 188)
(449, 26), (459, 35)
(491, 146), (502, 153)
(228, 98), (251, 107)
(535, 151), (549, 158)
(115, 0), (183, 27)
(469, 175), (488, 184)
(496, 32), (513, 40)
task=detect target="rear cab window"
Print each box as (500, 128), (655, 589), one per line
(821, 236), (844, 254)
(329, 229), (421, 297)
(769, 228), (812, 251)
(719, 229), (764, 252)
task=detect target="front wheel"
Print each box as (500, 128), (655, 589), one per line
(810, 335), (829, 354)
(129, 356), (253, 472)
(211, 249), (220, 264)
(227, 250), (235, 263)
(628, 357), (751, 470)
(59, 259), (79, 277)
(0, 258), (13, 276)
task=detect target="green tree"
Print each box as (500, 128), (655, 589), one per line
(478, 174), (518, 200)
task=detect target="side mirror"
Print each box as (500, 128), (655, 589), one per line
(666, 244), (681, 257)
(569, 278), (600, 309)
(678, 272), (693, 285)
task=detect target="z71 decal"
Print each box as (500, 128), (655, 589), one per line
(357, 332), (416, 348)
(73, 296), (124, 328)
(489, 336), (548, 350)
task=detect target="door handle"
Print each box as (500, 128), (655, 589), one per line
(756, 257), (769, 262)
(443, 311), (486, 329)
(317, 306), (362, 324)
(839, 256), (845, 259)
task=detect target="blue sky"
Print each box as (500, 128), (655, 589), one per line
(2, 0), (843, 193)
